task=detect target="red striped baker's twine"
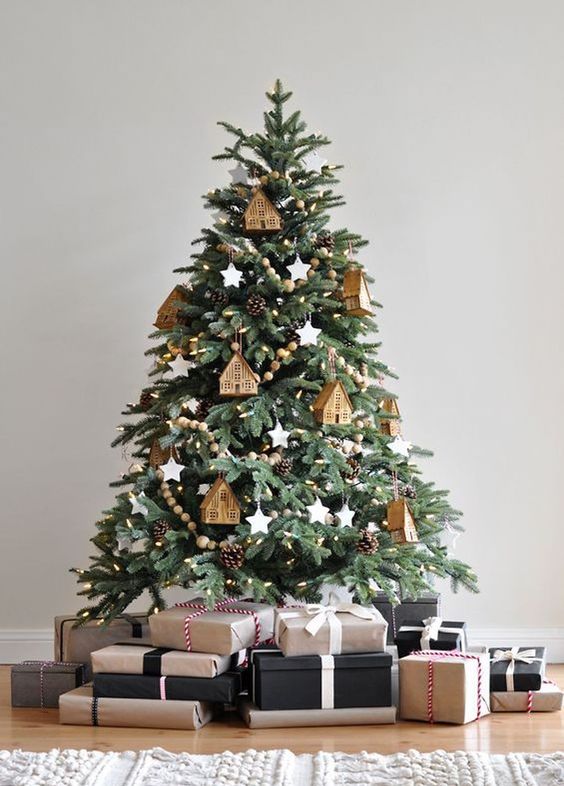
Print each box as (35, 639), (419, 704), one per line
(22, 661), (82, 709)
(412, 650), (484, 723)
(175, 599), (262, 652)
(527, 679), (559, 713)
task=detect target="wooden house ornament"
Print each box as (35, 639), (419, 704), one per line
(149, 439), (171, 469)
(343, 269), (373, 317)
(243, 188), (282, 234)
(154, 286), (189, 330)
(312, 379), (353, 425)
(219, 351), (259, 397)
(379, 398), (402, 437)
(200, 477), (241, 525)
(387, 499), (418, 544)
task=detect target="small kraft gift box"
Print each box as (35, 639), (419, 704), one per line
(373, 592), (441, 645)
(491, 679), (563, 712)
(148, 599), (274, 655)
(250, 648), (392, 711)
(489, 646), (546, 691)
(395, 617), (467, 659)
(274, 603), (387, 657)
(11, 661), (86, 708)
(400, 650), (490, 724)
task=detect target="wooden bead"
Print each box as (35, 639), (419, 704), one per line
(207, 540), (217, 550)
(352, 444), (363, 454)
(327, 269), (337, 280)
(287, 341), (297, 352)
(354, 433), (363, 443)
(188, 521), (197, 531)
(267, 267), (277, 277)
(219, 540), (229, 548)
(180, 512), (191, 522)
(270, 452), (281, 464)
(196, 535), (209, 549)
(355, 419), (364, 428)
(276, 348), (286, 358)
(160, 482), (168, 491)
(337, 356), (346, 367)
(283, 279), (295, 292)
(274, 273), (281, 281)
(268, 456), (277, 465)
(189, 420), (199, 429)
(296, 199), (305, 210)
(271, 170), (280, 179)
(310, 257), (320, 268)
(346, 365), (354, 375)
(270, 510), (279, 519)
(261, 257), (271, 268)
(248, 451), (258, 461)
(270, 360), (281, 371)
(260, 175), (269, 185)
(198, 422), (208, 431)
(319, 247), (329, 258)
(307, 269), (315, 279)
(260, 453), (269, 462)
(283, 508), (292, 516)
(210, 442), (219, 452)
(176, 417), (189, 429)
(230, 342), (240, 351)
(173, 505), (183, 516)
(263, 371), (273, 381)
(167, 498), (176, 508)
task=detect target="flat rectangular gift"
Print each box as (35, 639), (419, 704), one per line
(11, 662), (85, 708)
(395, 618), (467, 659)
(400, 651), (490, 724)
(489, 647), (546, 692)
(54, 613), (149, 680)
(373, 592), (440, 645)
(491, 681), (563, 712)
(93, 669), (244, 704)
(274, 604), (387, 657)
(59, 685), (213, 729)
(251, 649), (392, 711)
(239, 699), (396, 728)
(149, 600), (274, 655)
(91, 641), (243, 679)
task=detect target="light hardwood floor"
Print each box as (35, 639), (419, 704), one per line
(1, 665), (563, 755)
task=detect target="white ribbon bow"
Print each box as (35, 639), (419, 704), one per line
(276, 603), (378, 655)
(491, 647), (542, 691)
(399, 616), (466, 651)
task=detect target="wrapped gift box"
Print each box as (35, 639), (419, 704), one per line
(491, 681), (563, 712)
(149, 600), (274, 655)
(91, 641), (244, 679)
(11, 661), (85, 708)
(274, 604), (387, 657)
(400, 651), (490, 724)
(489, 647), (546, 692)
(251, 649), (392, 711)
(239, 700), (397, 728)
(373, 592), (440, 645)
(54, 613), (149, 679)
(395, 619), (467, 659)
(59, 685), (212, 729)
(93, 669), (243, 704)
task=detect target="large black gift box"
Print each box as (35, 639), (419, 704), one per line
(93, 669), (243, 704)
(373, 593), (440, 645)
(251, 649), (392, 711)
(489, 647), (546, 692)
(395, 620), (467, 659)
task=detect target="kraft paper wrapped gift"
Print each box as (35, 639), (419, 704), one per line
(11, 662), (85, 708)
(239, 700), (397, 728)
(54, 613), (149, 679)
(400, 651), (490, 724)
(373, 592), (440, 645)
(274, 604), (387, 657)
(251, 649), (392, 711)
(489, 647), (546, 692)
(59, 685), (213, 729)
(93, 669), (244, 704)
(395, 618), (467, 659)
(149, 600), (274, 655)
(91, 641), (245, 678)
(491, 681), (563, 712)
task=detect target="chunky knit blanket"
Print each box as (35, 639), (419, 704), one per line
(1, 747), (564, 786)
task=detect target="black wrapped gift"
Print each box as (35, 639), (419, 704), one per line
(395, 618), (467, 659)
(373, 592), (440, 645)
(489, 647), (546, 692)
(250, 649), (392, 711)
(93, 669), (243, 704)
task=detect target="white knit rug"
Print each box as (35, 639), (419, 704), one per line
(1, 747), (564, 786)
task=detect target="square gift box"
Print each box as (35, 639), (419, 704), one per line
(372, 592), (440, 645)
(400, 651), (490, 724)
(250, 648), (392, 711)
(491, 680), (563, 712)
(274, 604), (387, 657)
(11, 661), (86, 708)
(395, 618), (467, 659)
(489, 646), (546, 692)
(149, 599), (274, 655)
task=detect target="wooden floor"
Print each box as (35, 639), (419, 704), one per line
(2, 665), (563, 755)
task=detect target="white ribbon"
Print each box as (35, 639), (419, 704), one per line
(275, 603), (379, 655)
(490, 647), (543, 691)
(399, 617), (467, 652)
(319, 655), (335, 709)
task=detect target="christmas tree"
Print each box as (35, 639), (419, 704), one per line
(73, 81), (477, 622)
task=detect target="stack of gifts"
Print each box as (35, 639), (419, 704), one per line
(488, 646), (562, 712)
(59, 598), (274, 730)
(240, 603), (397, 728)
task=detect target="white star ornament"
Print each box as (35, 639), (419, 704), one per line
(388, 436), (412, 458)
(267, 420), (291, 448)
(302, 151), (328, 173)
(306, 496), (330, 524)
(296, 319), (321, 346)
(167, 353), (190, 377)
(130, 494), (148, 516)
(246, 504), (273, 535)
(287, 254), (310, 282)
(336, 502), (355, 528)
(159, 457), (184, 482)
(221, 262), (243, 288)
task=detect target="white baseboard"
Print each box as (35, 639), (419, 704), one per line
(1, 627), (564, 664)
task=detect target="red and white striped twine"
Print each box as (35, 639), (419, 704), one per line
(175, 599), (262, 652)
(22, 661), (81, 709)
(526, 679), (560, 713)
(391, 471), (399, 501)
(411, 650), (484, 723)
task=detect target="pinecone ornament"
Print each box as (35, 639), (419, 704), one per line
(402, 484), (417, 499)
(209, 289), (229, 308)
(284, 317), (306, 345)
(275, 457), (293, 477)
(246, 293), (267, 317)
(139, 390), (154, 411)
(220, 543), (245, 570)
(196, 398), (213, 420)
(356, 529), (379, 555)
(314, 233), (335, 252)
(153, 520), (171, 544)
(345, 457), (361, 480)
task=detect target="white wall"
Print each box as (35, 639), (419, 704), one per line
(1, 0), (563, 656)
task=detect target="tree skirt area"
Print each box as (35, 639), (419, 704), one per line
(2, 747), (564, 786)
